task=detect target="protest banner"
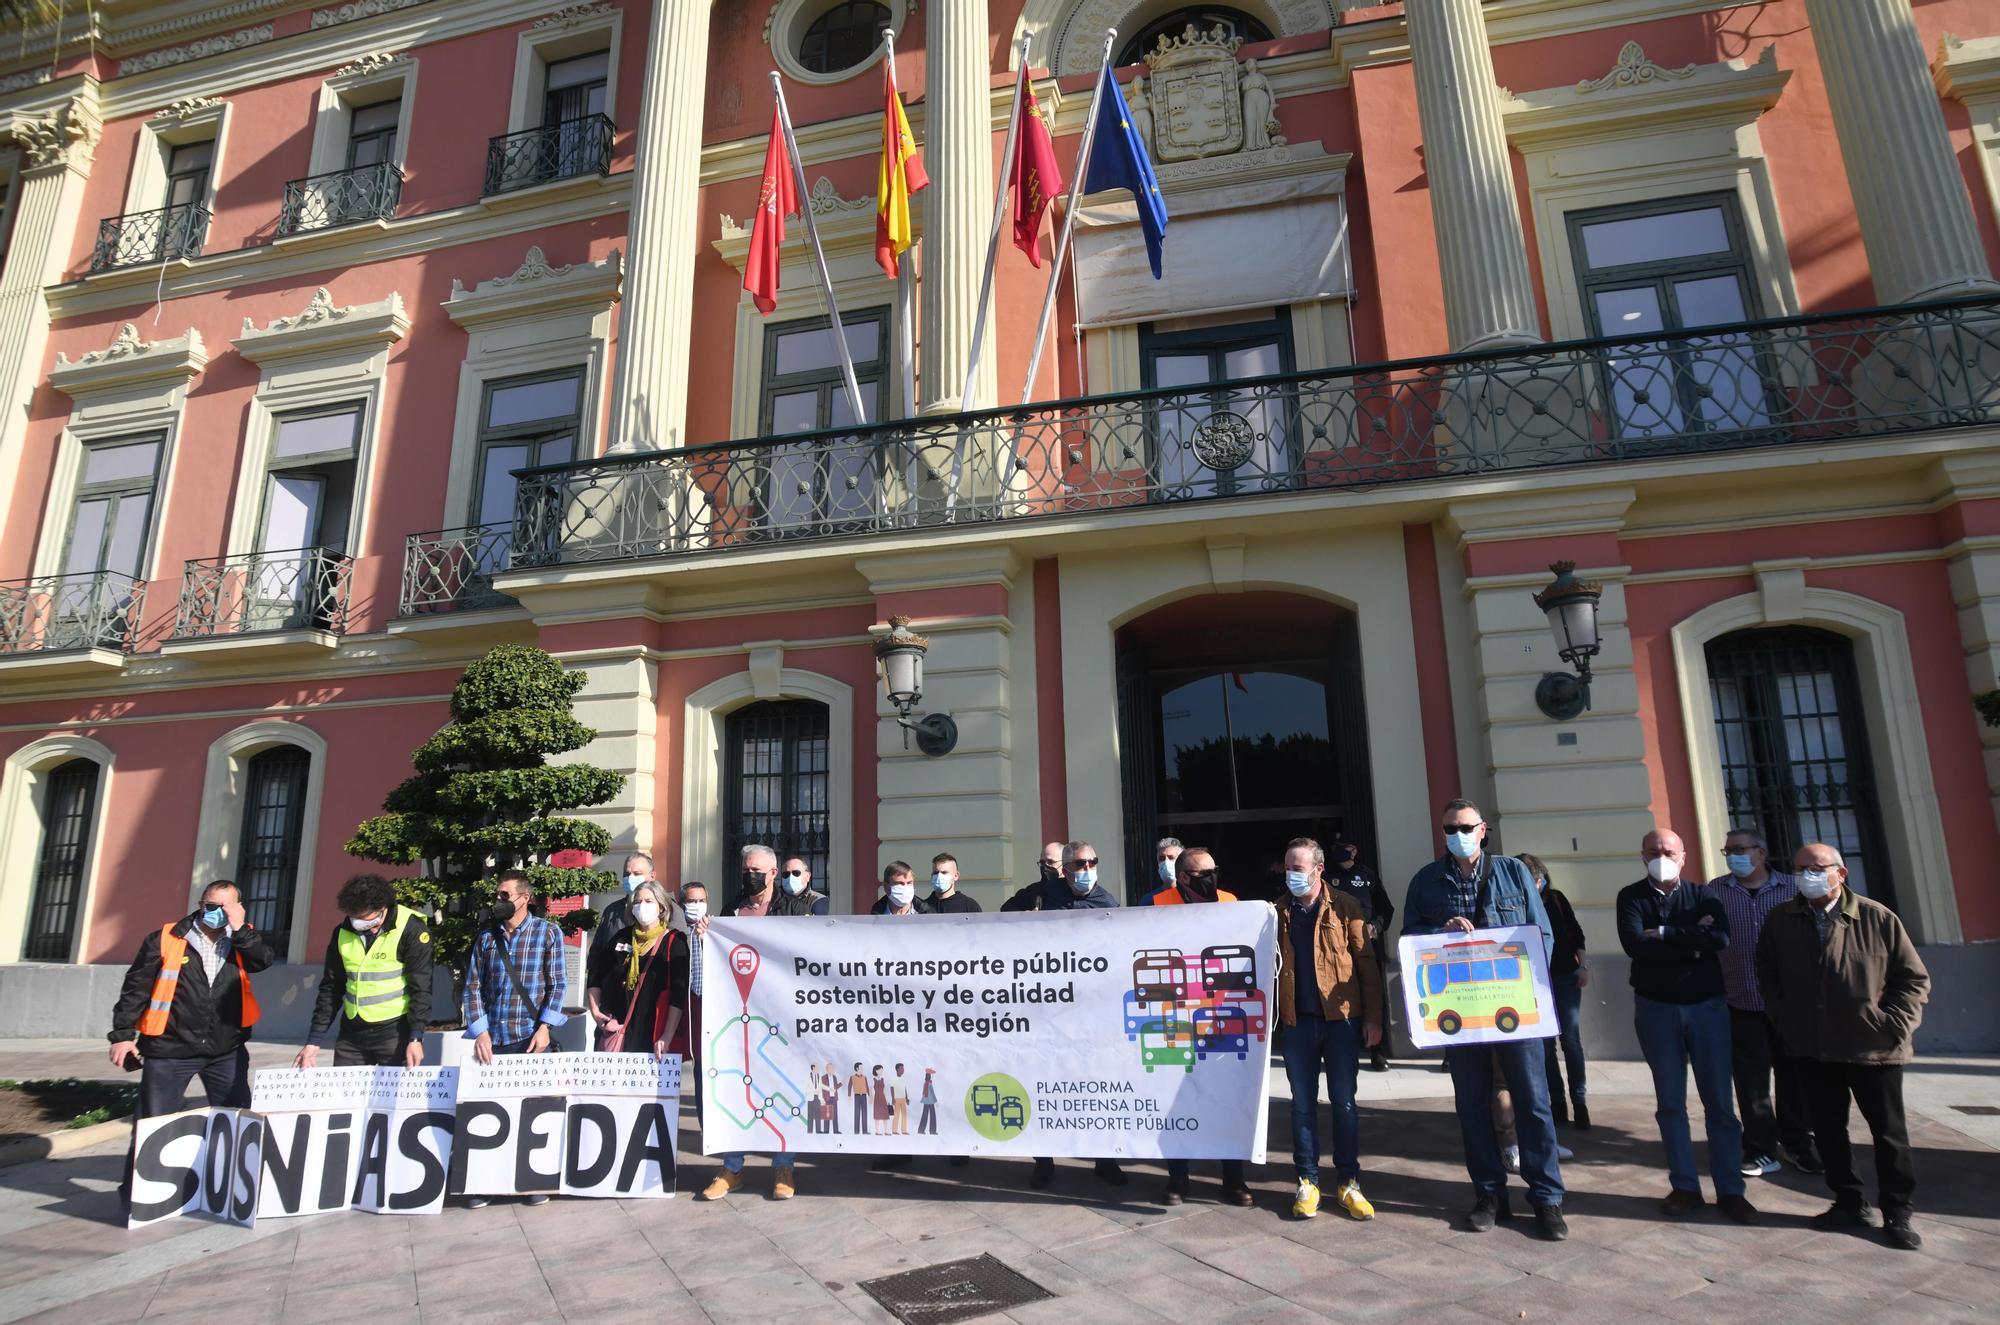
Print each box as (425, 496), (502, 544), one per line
(251, 1066), (458, 1218)
(450, 1052), (679, 1199)
(699, 905), (1276, 1161)
(127, 1107), (265, 1229)
(1397, 925), (1557, 1050)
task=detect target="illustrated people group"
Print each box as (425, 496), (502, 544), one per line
(109, 796), (1933, 1250)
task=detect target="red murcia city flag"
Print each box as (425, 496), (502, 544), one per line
(1010, 72), (1063, 267)
(744, 104), (797, 315)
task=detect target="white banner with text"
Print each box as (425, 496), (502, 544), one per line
(251, 1066), (458, 1218)
(450, 1052), (680, 1198)
(699, 906), (1276, 1161)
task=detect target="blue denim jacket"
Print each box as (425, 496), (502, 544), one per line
(1401, 852), (1555, 959)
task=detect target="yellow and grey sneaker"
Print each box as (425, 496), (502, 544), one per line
(1336, 1179), (1376, 1220)
(700, 1169), (744, 1200)
(1292, 1178), (1321, 1219)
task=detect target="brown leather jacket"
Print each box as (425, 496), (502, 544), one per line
(1754, 888), (1929, 1065)
(1275, 888), (1382, 1031)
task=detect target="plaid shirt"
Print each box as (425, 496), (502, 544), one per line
(689, 925), (705, 999)
(1708, 870), (1797, 1011)
(462, 916), (569, 1046)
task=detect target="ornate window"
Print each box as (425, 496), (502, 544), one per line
(1139, 313), (1295, 499)
(22, 759), (100, 961)
(1118, 7), (1273, 66)
(723, 701), (831, 895)
(237, 745), (312, 952)
(799, 2), (891, 76)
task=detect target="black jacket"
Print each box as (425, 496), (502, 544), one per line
(770, 884), (830, 917)
(308, 906), (435, 1043)
(1616, 878), (1728, 1004)
(1001, 874), (1119, 911)
(1329, 866), (1394, 933)
(589, 892), (687, 972)
(1541, 884), (1587, 977)
(110, 915), (277, 1059)
(586, 925), (689, 1043)
(927, 890), (983, 913)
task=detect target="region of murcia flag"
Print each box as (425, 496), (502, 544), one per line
(875, 52), (929, 278)
(1009, 72), (1063, 267)
(744, 104), (797, 315)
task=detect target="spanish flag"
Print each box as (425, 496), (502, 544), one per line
(875, 52), (928, 278)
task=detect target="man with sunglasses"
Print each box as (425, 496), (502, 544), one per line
(1004, 840), (1124, 1189)
(769, 854), (830, 917)
(1402, 799), (1568, 1241)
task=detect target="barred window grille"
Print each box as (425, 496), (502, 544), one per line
(1707, 626), (1891, 907)
(238, 745), (311, 951)
(723, 701), (831, 900)
(23, 759), (100, 961)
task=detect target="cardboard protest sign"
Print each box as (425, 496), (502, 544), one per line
(700, 906), (1276, 1162)
(1397, 925), (1558, 1050)
(251, 1067), (458, 1218)
(450, 1052), (679, 1199)
(127, 1107), (265, 1229)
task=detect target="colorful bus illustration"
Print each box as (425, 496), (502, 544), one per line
(1200, 943), (1257, 994)
(1123, 989), (1176, 1037)
(972, 1084), (1001, 1116)
(1132, 948), (1189, 1003)
(1191, 1006), (1251, 1060)
(1139, 1019), (1197, 1073)
(1415, 939), (1541, 1035)
(1000, 1096), (1026, 1130)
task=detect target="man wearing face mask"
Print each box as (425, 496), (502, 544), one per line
(1002, 842), (1071, 910)
(1155, 837), (1183, 892)
(296, 873), (433, 1069)
(767, 852), (831, 916)
(1018, 841), (1123, 1189)
(1326, 840), (1395, 1070)
(1402, 799), (1567, 1241)
(1617, 829), (1756, 1224)
(1150, 846), (1245, 1205)
(110, 880), (275, 1126)
(589, 851), (686, 1038)
(682, 880), (710, 1112)
(1708, 827), (1816, 1180)
(460, 872), (567, 1208)
(870, 861), (932, 915)
(1757, 844), (1930, 1251)
(926, 852), (983, 913)
(704, 846), (806, 1200)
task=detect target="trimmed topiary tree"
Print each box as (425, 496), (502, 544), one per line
(346, 644), (625, 972)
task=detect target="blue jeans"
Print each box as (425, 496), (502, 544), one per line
(1634, 994), (1744, 1197)
(1281, 1013), (1362, 1186)
(1543, 974), (1587, 1105)
(723, 1151), (795, 1173)
(1448, 1041), (1563, 1206)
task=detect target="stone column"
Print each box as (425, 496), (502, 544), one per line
(0, 100), (99, 556)
(1804, 0), (1999, 303)
(606, 0), (713, 452)
(1405, 0), (1541, 352)
(919, 0), (997, 412)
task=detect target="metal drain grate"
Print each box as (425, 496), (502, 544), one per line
(1951, 1105), (2000, 1116)
(859, 1253), (1055, 1325)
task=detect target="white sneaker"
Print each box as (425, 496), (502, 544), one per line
(1502, 1145), (1521, 1173)
(1555, 1142), (1575, 1160)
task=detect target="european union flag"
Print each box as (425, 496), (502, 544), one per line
(1083, 65), (1168, 279)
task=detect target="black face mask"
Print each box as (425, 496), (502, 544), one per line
(1040, 863), (1062, 884)
(1179, 869), (1220, 903)
(743, 869), (766, 893)
(489, 898), (516, 923)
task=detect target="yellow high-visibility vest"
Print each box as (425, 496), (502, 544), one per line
(335, 905), (418, 1023)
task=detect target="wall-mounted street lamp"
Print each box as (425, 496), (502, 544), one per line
(1532, 560), (1603, 721)
(874, 615), (958, 756)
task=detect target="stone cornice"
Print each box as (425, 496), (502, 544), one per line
(1501, 43), (1789, 145)
(443, 246), (622, 329)
(49, 323), (207, 397)
(234, 287), (410, 363)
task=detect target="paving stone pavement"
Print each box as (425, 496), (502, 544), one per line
(0, 1053), (1994, 1325)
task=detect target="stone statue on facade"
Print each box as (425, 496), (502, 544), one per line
(1241, 59), (1279, 151)
(1126, 74), (1154, 152)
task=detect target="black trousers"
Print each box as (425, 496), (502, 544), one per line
(137, 1045), (250, 1120)
(334, 1022), (411, 1067)
(1802, 1058), (1915, 1218)
(1729, 1007), (1815, 1159)
(1166, 1159), (1246, 1190)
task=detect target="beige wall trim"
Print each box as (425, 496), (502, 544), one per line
(0, 733), (115, 962)
(192, 717), (329, 963)
(0, 690), (448, 734)
(1669, 587), (1960, 944)
(1935, 33), (2000, 226)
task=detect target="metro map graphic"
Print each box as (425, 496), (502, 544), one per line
(707, 943), (806, 1145)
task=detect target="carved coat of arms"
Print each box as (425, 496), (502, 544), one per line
(1144, 25), (1245, 162)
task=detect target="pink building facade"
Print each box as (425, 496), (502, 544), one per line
(0, 0), (1996, 1050)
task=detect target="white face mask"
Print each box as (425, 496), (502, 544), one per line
(349, 914), (381, 932)
(1646, 856), (1681, 885)
(1285, 870), (1314, 898)
(930, 872), (951, 894)
(622, 873), (647, 895)
(1445, 829), (1481, 860)
(1157, 858), (1177, 884)
(887, 883), (915, 909)
(683, 901), (708, 923)
(1798, 869), (1833, 900)
(1725, 853), (1755, 878)
(630, 901), (660, 928)
(781, 871), (808, 896)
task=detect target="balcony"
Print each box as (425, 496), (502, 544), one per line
(482, 113), (615, 197)
(0, 572), (146, 675)
(90, 202), (210, 273)
(506, 297), (2000, 571)
(165, 548), (353, 658)
(276, 161), (403, 237)
(397, 524), (520, 618)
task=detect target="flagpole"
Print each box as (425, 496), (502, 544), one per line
(770, 71), (868, 427)
(959, 33), (1034, 414)
(1020, 29), (1117, 407)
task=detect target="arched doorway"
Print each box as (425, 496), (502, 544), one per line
(1115, 592), (1374, 903)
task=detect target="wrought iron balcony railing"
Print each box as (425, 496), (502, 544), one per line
(90, 202), (210, 272)
(0, 571), (147, 654)
(171, 547), (354, 640)
(509, 297), (2000, 570)
(483, 113), (615, 196)
(277, 161), (403, 236)
(398, 524), (520, 617)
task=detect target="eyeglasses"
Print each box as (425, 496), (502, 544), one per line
(1071, 857), (1098, 869)
(1441, 822), (1481, 833)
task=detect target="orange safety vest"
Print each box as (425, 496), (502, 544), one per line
(1144, 884), (1239, 905)
(137, 923), (261, 1037)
